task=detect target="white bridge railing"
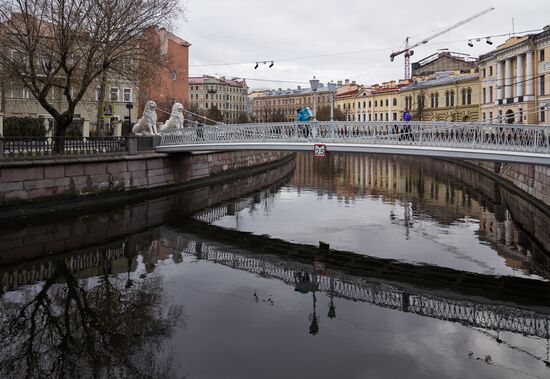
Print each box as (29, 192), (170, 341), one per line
(158, 121), (550, 161)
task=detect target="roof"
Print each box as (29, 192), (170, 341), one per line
(189, 75), (247, 88)
(336, 89), (361, 98)
(157, 27), (191, 46)
(399, 73), (479, 92)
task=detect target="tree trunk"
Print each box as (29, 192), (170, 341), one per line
(53, 115), (73, 153)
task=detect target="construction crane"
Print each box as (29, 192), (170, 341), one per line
(390, 6), (495, 79)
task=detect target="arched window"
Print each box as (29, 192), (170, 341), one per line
(445, 91), (450, 107)
(461, 89), (466, 105)
(393, 98), (397, 106)
(434, 92), (439, 108)
(450, 90), (455, 106)
(466, 88), (472, 105)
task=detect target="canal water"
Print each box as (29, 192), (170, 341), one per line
(1, 153), (550, 379)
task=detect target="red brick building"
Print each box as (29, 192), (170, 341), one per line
(140, 27), (190, 118)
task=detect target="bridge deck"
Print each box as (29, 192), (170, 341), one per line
(157, 121), (550, 165)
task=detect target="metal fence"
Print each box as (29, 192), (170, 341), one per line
(0, 136), (160, 159)
(159, 121), (550, 154)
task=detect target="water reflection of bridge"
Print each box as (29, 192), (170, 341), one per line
(160, 230), (550, 340)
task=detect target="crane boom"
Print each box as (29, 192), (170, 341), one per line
(391, 6), (495, 79)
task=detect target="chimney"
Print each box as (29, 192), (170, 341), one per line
(345, 79), (350, 85)
(352, 80), (356, 85)
(337, 80), (343, 86)
(297, 85), (301, 90)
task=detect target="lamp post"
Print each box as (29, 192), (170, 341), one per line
(309, 76), (320, 121)
(328, 81), (337, 121)
(125, 102), (133, 136)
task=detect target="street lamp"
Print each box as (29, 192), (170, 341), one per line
(327, 81), (337, 121)
(309, 76), (320, 121)
(125, 102), (133, 136)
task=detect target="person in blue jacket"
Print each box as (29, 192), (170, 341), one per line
(296, 108), (312, 137)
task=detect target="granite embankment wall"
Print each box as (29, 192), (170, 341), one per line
(0, 151), (292, 207)
(0, 157), (296, 266)
(472, 161), (550, 207)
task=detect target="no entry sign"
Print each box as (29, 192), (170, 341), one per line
(314, 144), (327, 158)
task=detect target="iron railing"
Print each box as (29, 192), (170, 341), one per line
(159, 121), (550, 154)
(0, 136), (160, 159)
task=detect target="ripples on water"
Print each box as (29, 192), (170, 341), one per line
(1, 153), (549, 379)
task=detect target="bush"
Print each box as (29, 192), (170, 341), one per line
(3, 117), (46, 137)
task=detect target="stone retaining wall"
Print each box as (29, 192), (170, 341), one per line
(472, 161), (550, 207)
(0, 151), (292, 206)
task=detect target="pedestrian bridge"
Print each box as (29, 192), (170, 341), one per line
(157, 121), (550, 165)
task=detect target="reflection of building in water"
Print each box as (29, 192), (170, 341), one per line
(290, 152), (550, 274)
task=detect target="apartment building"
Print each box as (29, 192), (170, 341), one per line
(189, 75), (248, 124)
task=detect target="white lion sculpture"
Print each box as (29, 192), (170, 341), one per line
(132, 100), (158, 135)
(159, 102), (184, 132)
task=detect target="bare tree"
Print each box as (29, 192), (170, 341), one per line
(0, 0), (181, 146)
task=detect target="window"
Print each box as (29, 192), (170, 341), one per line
(540, 49), (545, 62)
(393, 112), (397, 121)
(368, 101), (372, 107)
(22, 87), (29, 99)
(375, 100), (378, 107)
(385, 99), (389, 107)
(385, 113), (389, 121)
(445, 91), (450, 107)
(374, 114), (378, 121)
(95, 87), (102, 101)
(489, 86), (493, 103)
(369, 114), (372, 121)
(110, 87), (119, 101)
(171, 71), (177, 81)
(489, 66), (493, 76)
(467, 88), (472, 105)
(482, 88), (486, 104)
(489, 112), (493, 122)
(519, 108), (523, 123)
(434, 93), (439, 108)
(393, 98), (397, 106)
(123, 88), (131, 102)
(482, 68), (486, 78)
(450, 90), (455, 106)
(461, 89), (466, 105)
(482, 112), (486, 122)
(540, 75), (545, 96)
(357, 102), (361, 109)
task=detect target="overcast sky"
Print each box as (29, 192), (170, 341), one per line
(175, 0), (550, 90)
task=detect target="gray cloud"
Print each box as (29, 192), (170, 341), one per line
(176, 0), (550, 89)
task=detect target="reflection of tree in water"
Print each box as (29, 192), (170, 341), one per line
(0, 257), (183, 379)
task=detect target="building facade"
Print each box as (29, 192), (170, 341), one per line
(399, 72), (480, 121)
(253, 83), (337, 122)
(189, 76), (248, 124)
(1, 79), (139, 132)
(141, 27), (190, 116)
(478, 27), (550, 124)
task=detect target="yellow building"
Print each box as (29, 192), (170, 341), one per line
(370, 82), (402, 122)
(399, 72), (480, 121)
(478, 26), (550, 124)
(335, 84), (361, 121)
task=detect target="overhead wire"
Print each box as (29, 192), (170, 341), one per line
(189, 28), (545, 68)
